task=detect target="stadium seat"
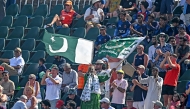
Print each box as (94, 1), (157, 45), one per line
(107, 17), (118, 25)
(18, 75), (29, 87)
(12, 15), (28, 28)
(22, 64), (39, 76)
(177, 80), (189, 94)
(106, 28), (115, 38)
(22, 50), (30, 63)
(71, 27), (86, 38)
(44, 16), (53, 25)
(80, 5), (90, 14)
(28, 50), (45, 63)
(46, 55), (55, 64)
(179, 69), (190, 81)
(44, 63), (52, 69)
(19, 4), (33, 17)
(4, 38), (20, 50)
(0, 51), (14, 64)
(85, 27), (99, 41)
(9, 75), (19, 88)
(6, 4), (19, 17)
(8, 26), (24, 39)
(27, 16), (44, 28)
(0, 26), (9, 39)
(127, 52), (136, 64)
(0, 38), (5, 50)
(21, 38), (35, 51)
(12, 88), (24, 101)
(48, 4), (63, 17)
(45, 27), (55, 33)
(71, 16), (86, 29)
(34, 42), (45, 51)
(32, 4), (48, 17)
(38, 27), (55, 40)
(57, 28), (70, 36)
(73, 5), (79, 13)
(0, 15), (13, 27)
(23, 27), (40, 39)
(40, 88), (45, 100)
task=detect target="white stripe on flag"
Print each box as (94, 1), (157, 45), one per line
(75, 38), (94, 64)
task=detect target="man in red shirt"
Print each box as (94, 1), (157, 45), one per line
(160, 52), (180, 107)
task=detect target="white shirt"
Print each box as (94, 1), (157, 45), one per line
(11, 100), (27, 109)
(148, 45), (159, 62)
(84, 7), (104, 24)
(45, 75), (62, 100)
(9, 56), (25, 74)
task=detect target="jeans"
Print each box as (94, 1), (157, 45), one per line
(111, 103), (123, 109)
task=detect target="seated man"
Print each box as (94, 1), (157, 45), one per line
(47, 0), (82, 28)
(0, 47), (25, 76)
(84, 0), (104, 32)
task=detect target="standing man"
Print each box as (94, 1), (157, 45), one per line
(0, 47), (25, 76)
(160, 0), (173, 21)
(111, 70), (128, 109)
(41, 66), (62, 109)
(160, 52), (180, 107)
(137, 67), (163, 109)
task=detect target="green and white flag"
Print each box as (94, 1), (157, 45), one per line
(96, 37), (145, 60)
(42, 31), (94, 64)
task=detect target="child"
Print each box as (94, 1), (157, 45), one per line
(179, 93), (187, 109)
(169, 92), (180, 109)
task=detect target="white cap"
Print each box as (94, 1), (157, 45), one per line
(153, 100), (163, 107)
(99, 97), (110, 103)
(96, 60), (104, 64)
(92, 0), (100, 4)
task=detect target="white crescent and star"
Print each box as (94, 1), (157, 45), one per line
(49, 36), (68, 53)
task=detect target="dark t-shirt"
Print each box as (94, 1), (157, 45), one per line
(65, 95), (81, 107)
(120, 0), (136, 9)
(154, 0), (162, 12)
(178, 45), (190, 59)
(186, 4), (190, 14)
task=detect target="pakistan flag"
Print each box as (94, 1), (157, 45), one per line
(96, 37), (145, 59)
(42, 31), (94, 64)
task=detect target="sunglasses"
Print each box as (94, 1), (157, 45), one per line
(29, 78), (33, 79)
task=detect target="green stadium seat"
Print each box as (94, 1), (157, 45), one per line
(22, 50), (30, 63)
(19, 4), (33, 17)
(34, 42), (45, 51)
(21, 38), (35, 51)
(46, 55), (54, 64)
(9, 75), (19, 88)
(45, 63), (52, 69)
(179, 69), (190, 81)
(38, 27), (55, 40)
(80, 5), (90, 14)
(12, 88), (24, 101)
(6, 4), (19, 17)
(28, 50), (45, 63)
(57, 28), (70, 36)
(18, 76), (28, 87)
(23, 27), (40, 39)
(127, 52), (137, 64)
(73, 5), (79, 13)
(177, 80), (189, 94)
(48, 4), (63, 17)
(27, 16), (44, 28)
(106, 28), (115, 38)
(4, 38), (20, 50)
(12, 15), (28, 28)
(8, 26), (24, 39)
(0, 38), (5, 50)
(85, 27), (99, 41)
(0, 26), (9, 39)
(71, 27), (86, 38)
(45, 27), (55, 33)
(44, 16), (53, 25)
(32, 4), (48, 17)
(0, 50), (14, 59)
(40, 88), (45, 100)
(107, 17), (118, 25)
(22, 64), (39, 76)
(71, 16), (86, 29)
(0, 15), (13, 27)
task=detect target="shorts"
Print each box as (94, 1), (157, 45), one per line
(86, 21), (100, 27)
(160, 0), (173, 14)
(162, 85), (175, 95)
(133, 101), (144, 109)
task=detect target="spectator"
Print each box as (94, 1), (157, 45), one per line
(47, 0), (82, 28)
(137, 67), (163, 109)
(0, 66), (4, 79)
(66, 100), (76, 109)
(114, 12), (131, 38)
(177, 37), (190, 76)
(168, 92), (180, 109)
(25, 86), (38, 109)
(153, 100), (163, 109)
(84, 0), (104, 32)
(23, 74), (42, 102)
(130, 14), (147, 37)
(132, 45), (149, 69)
(41, 66), (62, 109)
(120, 0), (136, 13)
(168, 36), (177, 52)
(56, 100), (65, 109)
(154, 33), (173, 79)
(104, 0), (120, 17)
(185, 80), (190, 109)
(0, 70), (15, 97)
(0, 0), (6, 21)
(179, 93), (187, 109)
(111, 70), (128, 109)
(0, 85), (7, 108)
(169, 17), (180, 36)
(131, 65), (148, 109)
(12, 95), (28, 109)
(100, 97), (115, 109)
(0, 47), (25, 76)
(181, 0), (190, 26)
(53, 56), (66, 73)
(154, 16), (171, 35)
(122, 97), (136, 109)
(38, 58), (46, 79)
(146, 14), (159, 39)
(65, 88), (81, 109)
(175, 24), (190, 45)
(137, 1), (150, 21)
(151, 0), (162, 18)
(160, 52), (180, 107)
(41, 100), (51, 109)
(160, 0), (173, 21)
(62, 63), (78, 93)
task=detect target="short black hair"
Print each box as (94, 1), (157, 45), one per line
(148, 13), (155, 19)
(179, 37), (188, 42)
(141, 1), (149, 9)
(172, 17), (180, 24)
(41, 100), (51, 107)
(137, 14), (144, 19)
(67, 100), (76, 109)
(160, 16), (167, 21)
(168, 36), (175, 42)
(39, 58), (46, 64)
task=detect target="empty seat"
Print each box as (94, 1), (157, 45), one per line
(0, 15), (13, 27)
(44, 16), (53, 25)
(80, 5), (90, 14)
(38, 27), (55, 40)
(0, 26), (9, 39)
(46, 55), (54, 63)
(71, 16), (86, 28)
(106, 28), (115, 38)
(6, 4), (19, 17)
(8, 26), (24, 39)
(73, 5), (79, 13)
(19, 4), (33, 17)
(18, 76), (28, 87)
(177, 80), (189, 94)
(0, 50), (14, 59)
(23, 27), (40, 39)
(71, 27), (86, 38)
(179, 69), (190, 81)
(22, 50), (30, 63)
(85, 27), (99, 40)
(13, 88), (24, 101)
(28, 50), (45, 63)
(12, 15), (28, 28)
(23, 64), (39, 76)
(57, 28), (70, 36)
(9, 75), (19, 88)
(107, 17), (118, 25)
(34, 42), (45, 51)
(48, 4), (63, 17)
(32, 4), (48, 17)
(0, 38), (5, 50)
(21, 38), (35, 51)
(127, 52), (137, 64)
(27, 16), (44, 28)
(4, 38), (20, 50)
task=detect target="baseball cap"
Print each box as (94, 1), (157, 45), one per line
(0, 66), (4, 71)
(153, 100), (163, 107)
(116, 70), (124, 74)
(178, 24), (186, 29)
(56, 100), (64, 108)
(2, 70), (9, 74)
(65, 0), (72, 5)
(99, 97), (110, 103)
(67, 88), (76, 95)
(100, 25), (106, 30)
(102, 58), (108, 62)
(96, 60), (104, 64)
